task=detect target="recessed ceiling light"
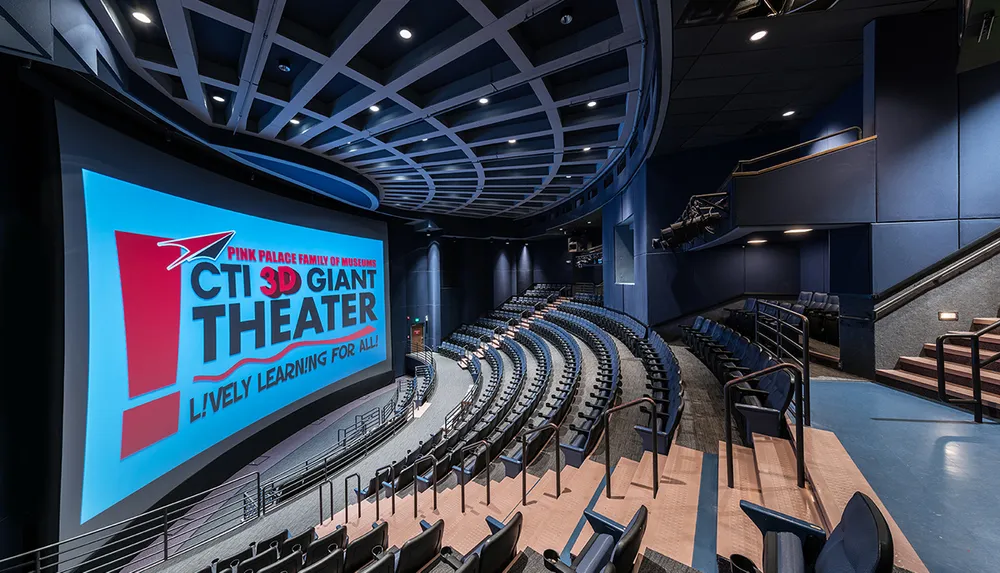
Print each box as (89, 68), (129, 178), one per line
(586, 221), (591, 224)
(559, 228), (564, 231)
(478, 97), (489, 105)
(587, 101), (597, 108)
(560, 7), (573, 25)
(289, 118), (301, 125)
(750, 30), (768, 42)
(349, 148), (357, 152)
(422, 138), (428, 142)
(565, 175), (571, 179)
(782, 110), (796, 117)
(369, 105), (380, 112)
(784, 228), (812, 234)
(212, 95), (225, 103)
(132, 11), (152, 24)
(747, 239), (767, 244)
(506, 241), (510, 245)
(399, 28), (412, 40)
(277, 58), (292, 73)
(582, 147), (591, 152)
(508, 139), (517, 144)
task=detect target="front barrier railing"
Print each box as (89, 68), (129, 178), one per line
(935, 318), (1000, 423)
(458, 441), (492, 513)
(518, 424), (560, 506)
(725, 363), (804, 489)
(604, 398), (658, 499)
(0, 473), (260, 573)
(754, 300), (811, 426)
(734, 126), (863, 173)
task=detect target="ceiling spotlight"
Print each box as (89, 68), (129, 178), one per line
(560, 7), (573, 25)
(784, 228), (812, 234)
(277, 58), (292, 73)
(422, 138), (428, 142)
(289, 118), (301, 125)
(587, 101), (597, 108)
(369, 105), (380, 112)
(506, 241), (510, 245)
(349, 148), (357, 152)
(132, 11), (152, 24)
(586, 221), (591, 224)
(559, 228), (564, 231)
(508, 139), (517, 144)
(747, 239), (767, 245)
(565, 175), (571, 179)
(399, 28), (412, 40)
(212, 95), (226, 103)
(582, 147), (591, 152)
(479, 97), (489, 105)
(782, 110), (796, 117)
(750, 30), (768, 42)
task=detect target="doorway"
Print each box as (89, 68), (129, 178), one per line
(410, 323), (425, 352)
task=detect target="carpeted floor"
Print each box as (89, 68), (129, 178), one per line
(671, 345), (731, 454)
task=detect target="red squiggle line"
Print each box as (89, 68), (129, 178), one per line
(192, 325), (377, 383)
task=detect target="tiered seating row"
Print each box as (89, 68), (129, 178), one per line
(682, 316), (794, 443)
(728, 292), (839, 345)
(558, 301), (646, 354)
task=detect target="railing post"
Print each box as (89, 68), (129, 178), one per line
(161, 507), (169, 561)
(794, 369), (805, 488)
(34, 550), (41, 573)
(460, 466), (466, 514)
(726, 379), (734, 488)
(802, 317), (811, 426)
(603, 399), (657, 499)
(972, 337), (984, 424)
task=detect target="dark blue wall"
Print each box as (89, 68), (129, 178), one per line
(801, 81), (863, 154)
(799, 233), (831, 293)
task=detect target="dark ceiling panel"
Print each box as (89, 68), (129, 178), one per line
(672, 75), (754, 98)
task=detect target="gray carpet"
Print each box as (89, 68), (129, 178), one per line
(639, 549), (702, 573)
(145, 353), (473, 573)
(671, 345), (731, 454)
(589, 336), (649, 465)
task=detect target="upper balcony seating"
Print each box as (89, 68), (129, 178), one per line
(726, 293), (840, 346)
(542, 506), (647, 573)
(739, 492), (894, 573)
(545, 310), (620, 467)
(500, 322), (579, 477)
(439, 513), (523, 573)
(683, 317), (794, 443)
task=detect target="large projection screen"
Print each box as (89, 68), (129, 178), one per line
(56, 103), (392, 537)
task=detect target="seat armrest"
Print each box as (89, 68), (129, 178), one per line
(583, 509), (626, 543)
(485, 515), (504, 535)
(419, 519), (434, 531)
(542, 550), (575, 573)
(739, 500), (826, 547)
(734, 388), (770, 399)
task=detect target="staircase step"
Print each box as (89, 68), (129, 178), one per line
(947, 332), (1000, 351)
(923, 343), (1000, 372)
(897, 355), (1000, 392)
(752, 434), (822, 526)
(972, 317), (1000, 328)
(516, 460), (605, 554)
(717, 443), (763, 566)
(876, 368), (1000, 408)
(797, 427), (928, 573)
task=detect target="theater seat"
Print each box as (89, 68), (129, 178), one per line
(392, 519), (443, 573)
(257, 551), (303, 573)
(452, 513), (522, 573)
(299, 551), (344, 573)
(542, 506), (647, 573)
(740, 492), (893, 573)
(344, 522), (389, 573)
(306, 527), (347, 565)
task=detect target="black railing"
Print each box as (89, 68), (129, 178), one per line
(343, 473), (361, 523)
(458, 441), (492, 513)
(372, 465), (395, 521)
(725, 363), (804, 489)
(935, 319), (1000, 423)
(518, 424), (561, 506)
(754, 300), (811, 426)
(604, 398), (658, 499)
(317, 481), (334, 525)
(411, 454), (438, 518)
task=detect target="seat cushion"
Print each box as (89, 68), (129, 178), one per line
(763, 532), (805, 573)
(571, 534), (616, 573)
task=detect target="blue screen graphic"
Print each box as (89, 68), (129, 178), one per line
(79, 170), (386, 523)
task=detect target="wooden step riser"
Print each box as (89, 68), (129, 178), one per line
(876, 372), (1000, 419)
(944, 337), (1000, 352)
(922, 347), (1000, 373)
(896, 359), (1000, 394)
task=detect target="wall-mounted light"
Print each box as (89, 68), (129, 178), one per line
(938, 311), (959, 321)
(750, 30), (767, 42)
(747, 239), (767, 245)
(784, 228), (812, 234)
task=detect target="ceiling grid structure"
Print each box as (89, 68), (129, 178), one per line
(101, 0), (646, 217)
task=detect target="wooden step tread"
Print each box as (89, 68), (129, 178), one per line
(897, 355), (1000, 383)
(972, 317), (1000, 327)
(947, 331), (1000, 344)
(717, 443), (763, 566)
(752, 434), (822, 526)
(516, 460), (606, 554)
(876, 369), (1000, 406)
(924, 342), (1000, 360)
(799, 427), (928, 573)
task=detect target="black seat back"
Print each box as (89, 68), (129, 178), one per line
(257, 530), (290, 556)
(306, 527), (347, 565)
(611, 506), (647, 573)
(283, 528), (316, 560)
(257, 551), (302, 573)
(356, 553), (392, 573)
(238, 547), (278, 573)
(344, 522), (388, 573)
(220, 547), (254, 571)
(395, 520), (444, 573)
(478, 513), (522, 573)
(299, 550), (344, 573)
(815, 492), (893, 573)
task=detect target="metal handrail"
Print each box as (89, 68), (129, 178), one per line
(518, 424), (560, 505)
(343, 473), (361, 523)
(754, 300), (811, 426)
(411, 454), (438, 518)
(372, 465), (395, 521)
(735, 127), (862, 171)
(725, 363), (804, 489)
(458, 440), (492, 513)
(604, 397), (658, 499)
(935, 318), (1000, 423)
(317, 481), (334, 525)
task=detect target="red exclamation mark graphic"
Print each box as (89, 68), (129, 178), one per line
(116, 231), (182, 458)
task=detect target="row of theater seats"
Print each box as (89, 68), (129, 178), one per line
(727, 292), (840, 346)
(500, 302), (535, 317)
(523, 284), (567, 302)
(500, 319), (581, 476)
(474, 317), (508, 332)
(271, 376), (417, 503)
(557, 302), (685, 458)
(438, 342), (466, 361)
(508, 295), (547, 310)
(571, 293), (602, 306)
(544, 310), (621, 467)
(488, 310), (521, 324)
(682, 317), (794, 443)
(414, 361), (434, 407)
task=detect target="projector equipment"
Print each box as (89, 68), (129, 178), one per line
(654, 192), (729, 249)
